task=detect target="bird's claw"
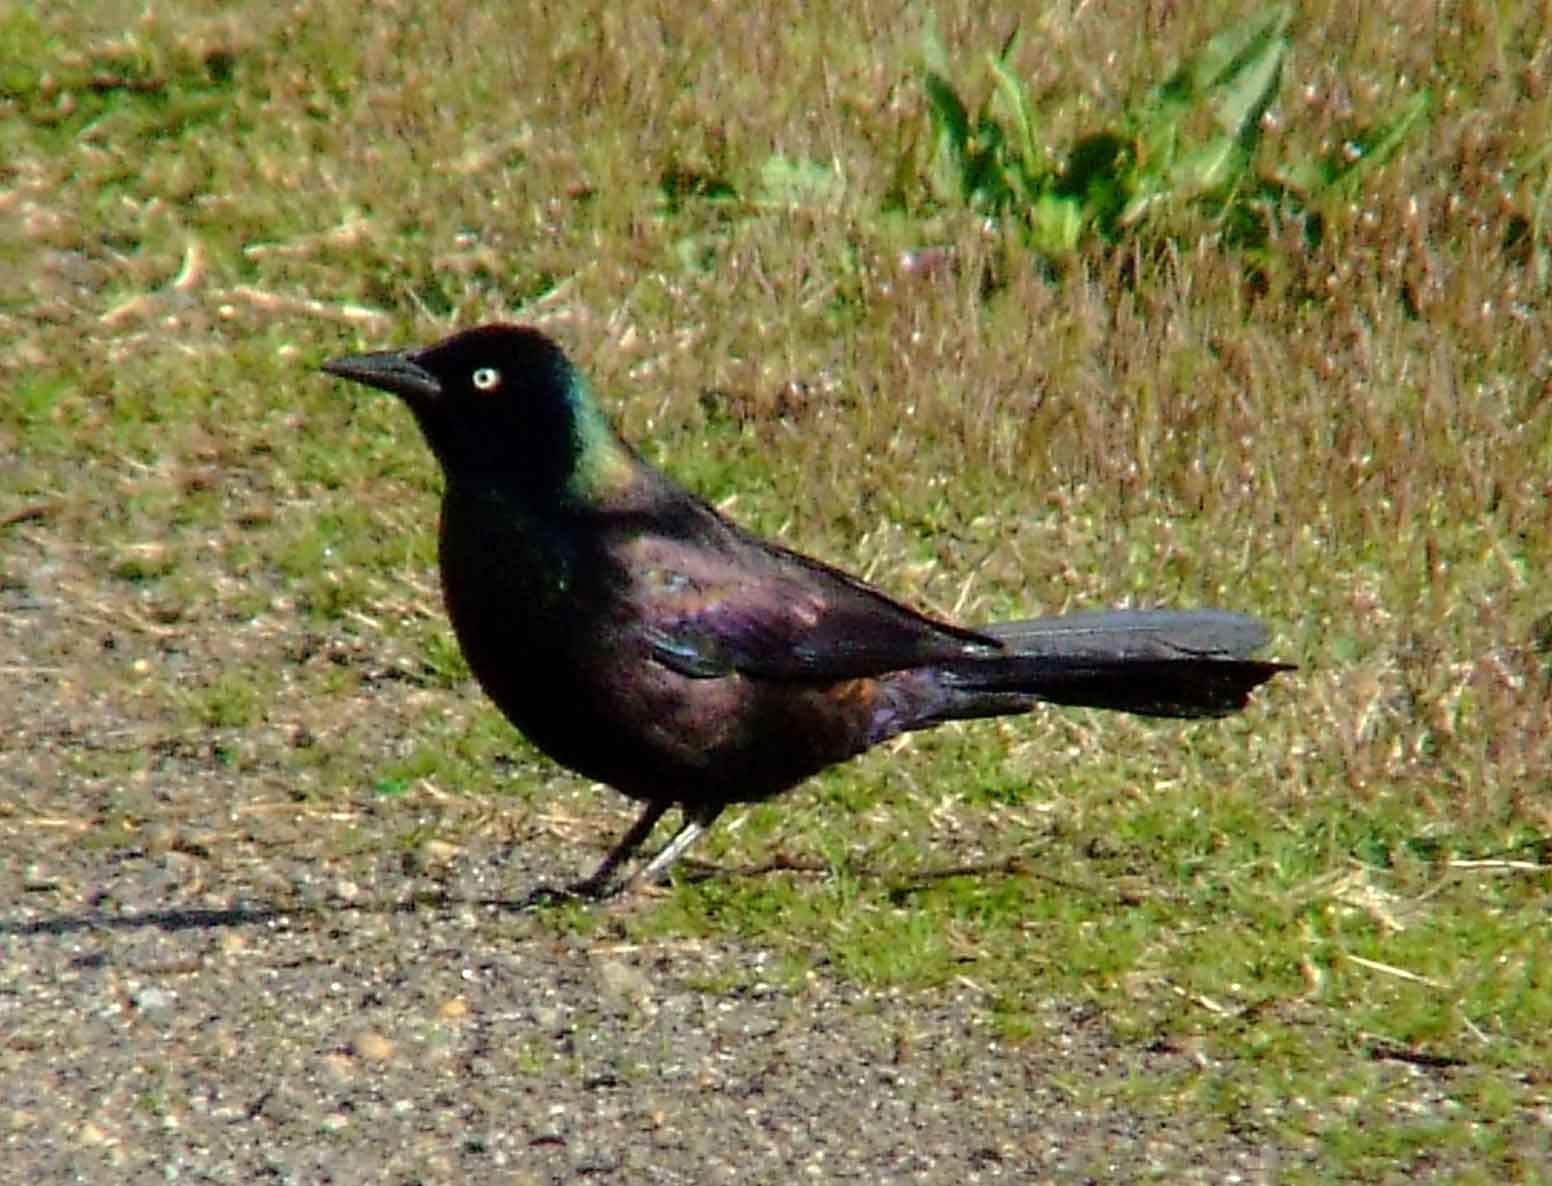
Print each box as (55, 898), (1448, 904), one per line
(514, 881), (615, 909)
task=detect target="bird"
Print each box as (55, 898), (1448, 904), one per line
(322, 324), (1291, 898)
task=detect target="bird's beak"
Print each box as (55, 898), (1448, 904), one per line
(321, 348), (441, 403)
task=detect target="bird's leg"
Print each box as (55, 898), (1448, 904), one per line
(568, 799), (670, 899)
(568, 801), (725, 900)
(626, 802), (725, 891)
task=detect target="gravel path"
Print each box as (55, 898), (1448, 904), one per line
(1, 564), (1289, 1185)
(2, 796), (1296, 1185)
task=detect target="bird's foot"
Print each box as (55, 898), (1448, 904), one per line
(562, 872), (623, 901)
(513, 881), (610, 909)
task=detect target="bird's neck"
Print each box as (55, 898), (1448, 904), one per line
(439, 479), (580, 608)
(564, 397), (639, 506)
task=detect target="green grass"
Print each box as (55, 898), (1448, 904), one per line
(5, 1), (1551, 1179)
(909, 5), (1429, 265)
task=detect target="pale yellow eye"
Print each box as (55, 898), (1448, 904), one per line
(471, 367), (501, 392)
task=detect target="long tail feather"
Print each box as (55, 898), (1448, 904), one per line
(932, 609), (1292, 720)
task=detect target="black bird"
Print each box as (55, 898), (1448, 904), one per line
(323, 325), (1290, 896)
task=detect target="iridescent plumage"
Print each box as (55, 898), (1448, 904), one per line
(324, 325), (1290, 896)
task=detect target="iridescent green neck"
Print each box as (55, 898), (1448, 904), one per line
(561, 376), (638, 503)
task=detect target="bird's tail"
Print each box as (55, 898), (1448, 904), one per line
(922, 609), (1292, 722)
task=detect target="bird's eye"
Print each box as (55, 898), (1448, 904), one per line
(471, 367), (501, 392)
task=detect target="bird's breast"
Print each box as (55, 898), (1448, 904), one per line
(433, 487), (910, 804)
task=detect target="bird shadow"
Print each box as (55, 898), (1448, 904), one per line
(0, 878), (676, 940)
(0, 893), (553, 943)
(0, 854), (1122, 940)
(0, 903), (291, 939)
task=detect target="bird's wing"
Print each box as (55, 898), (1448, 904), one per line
(622, 533), (1001, 682)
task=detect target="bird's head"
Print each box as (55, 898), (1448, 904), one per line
(323, 324), (635, 503)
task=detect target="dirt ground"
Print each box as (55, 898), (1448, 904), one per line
(0, 533), (1297, 1184)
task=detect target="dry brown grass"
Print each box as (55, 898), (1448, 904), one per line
(4, 1), (1551, 1179)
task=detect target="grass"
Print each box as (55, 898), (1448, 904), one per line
(911, 4), (1430, 265)
(4, 0), (1551, 1179)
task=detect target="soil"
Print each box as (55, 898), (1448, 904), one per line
(1, 528), (1290, 1185)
